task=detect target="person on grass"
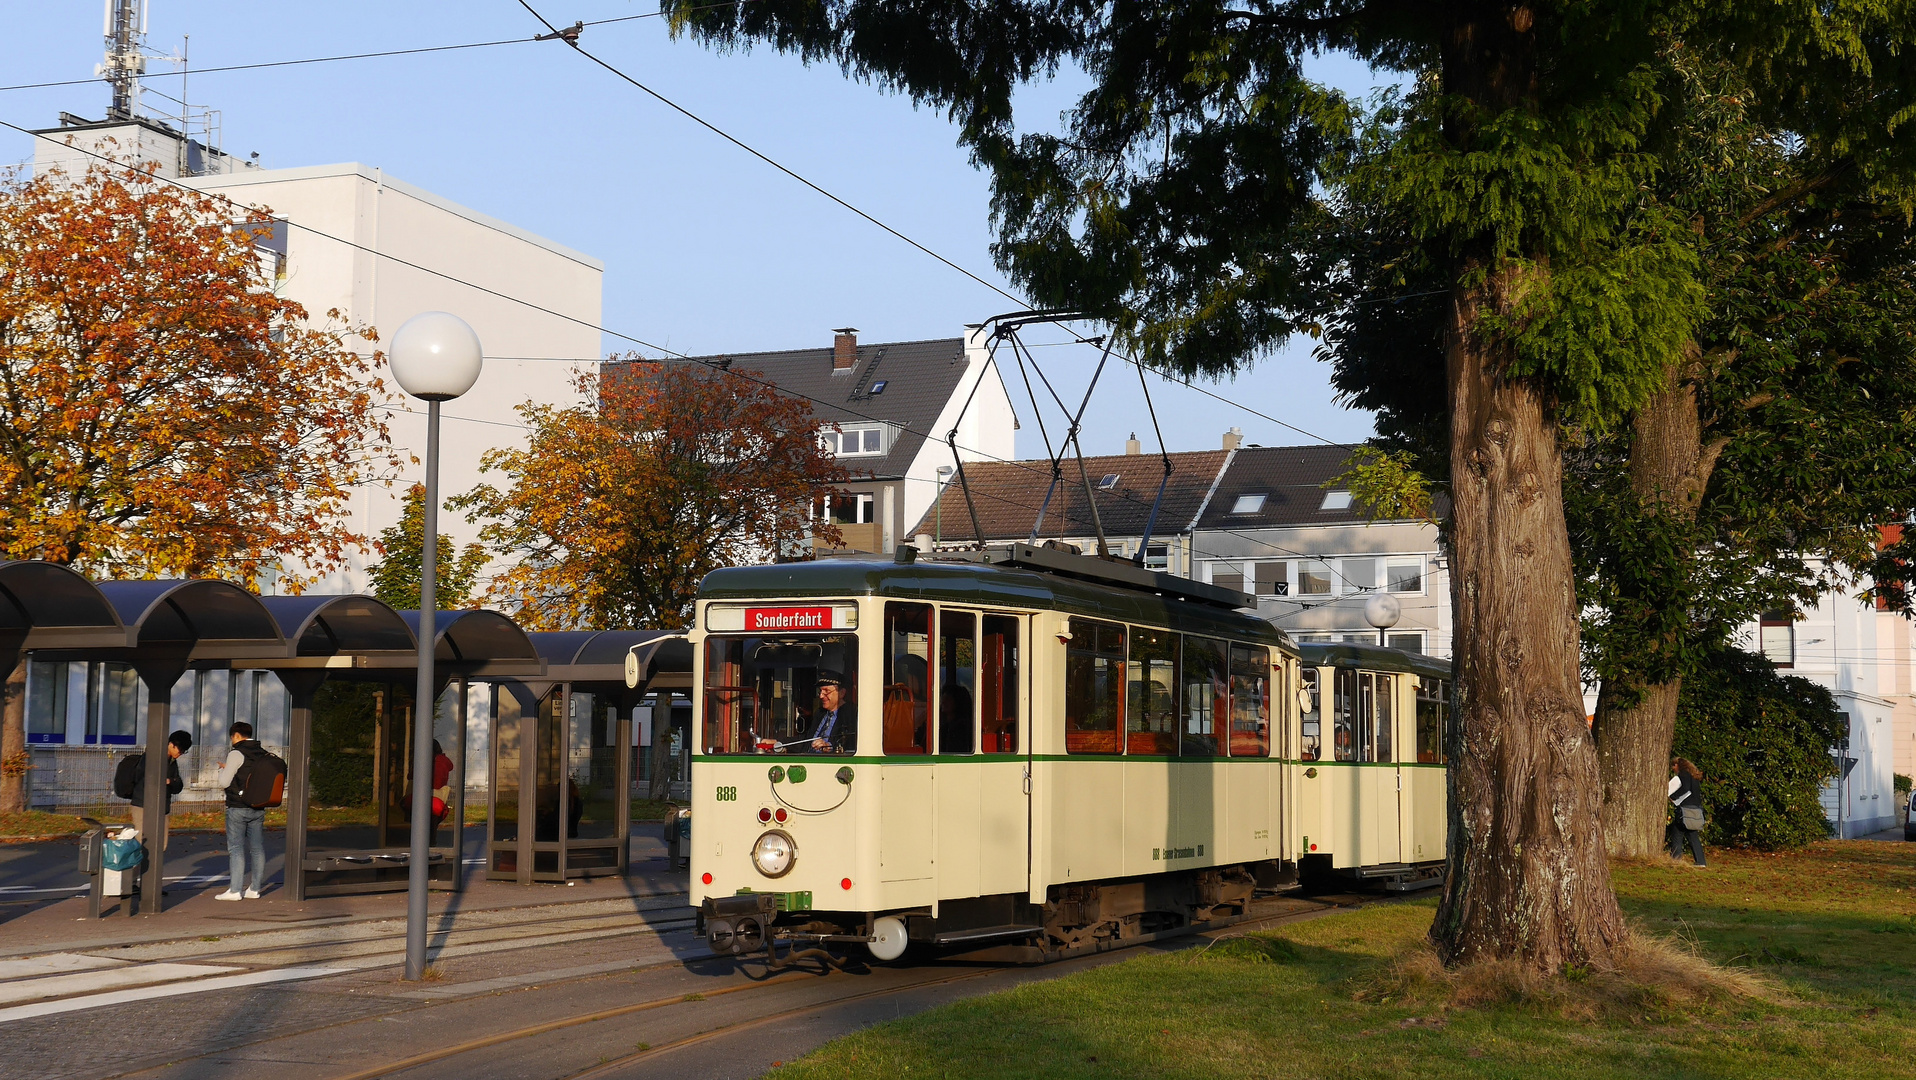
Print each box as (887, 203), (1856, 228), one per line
(213, 722), (271, 900)
(1667, 757), (1708, 868)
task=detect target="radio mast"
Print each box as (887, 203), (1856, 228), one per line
(101, 0), (148, 120)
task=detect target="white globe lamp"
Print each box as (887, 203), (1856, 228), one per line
(1363, 592), (1403, 648)
(388, 311), (484, 401)
(387, 311), (482, 984)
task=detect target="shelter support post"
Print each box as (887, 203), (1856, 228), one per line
(278, 670), (327, 903)
(134, 657), (187, 916)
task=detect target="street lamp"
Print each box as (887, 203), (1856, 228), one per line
(1363, 592), (1402, 648)
(935, 465), (954, 543)
(387, 311), (483, 982)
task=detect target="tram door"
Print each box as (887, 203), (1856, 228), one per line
(1360, 672), (1403, 865)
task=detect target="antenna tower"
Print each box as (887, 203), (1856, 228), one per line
(101, 0), (149, 120)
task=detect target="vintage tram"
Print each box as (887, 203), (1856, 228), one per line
(689, 542), (1448, 962)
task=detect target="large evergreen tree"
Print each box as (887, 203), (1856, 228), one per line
(661, 1), (1916, 970)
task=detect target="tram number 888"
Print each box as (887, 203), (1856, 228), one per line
(715, 786), (738, 802)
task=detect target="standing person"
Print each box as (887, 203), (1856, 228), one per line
(116, 731), (192, 852)
(214, 722), (269, 900)
(430, 739), (454, 838)
(1667, 757), (1708, 868)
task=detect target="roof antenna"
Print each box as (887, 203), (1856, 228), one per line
(1130, 351), (1174, 567)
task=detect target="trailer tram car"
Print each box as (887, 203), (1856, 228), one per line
(690, 543), (1449, 963)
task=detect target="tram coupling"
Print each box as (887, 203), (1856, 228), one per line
(699, 894), (872, 969)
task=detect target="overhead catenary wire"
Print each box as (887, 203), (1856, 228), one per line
(1, 110), (1390, 589)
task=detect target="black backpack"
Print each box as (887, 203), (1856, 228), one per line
(112, 754), (143, 800)
(234, 744), (288, 809)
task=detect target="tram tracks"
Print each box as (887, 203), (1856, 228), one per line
(315, 891), (1375, 1080)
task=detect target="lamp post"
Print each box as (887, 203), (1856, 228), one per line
(935, 465), (954, 543)
(387, 311), (483, 982)
(1363, 592), (1403, 648)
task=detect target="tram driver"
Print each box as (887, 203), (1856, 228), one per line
(808, 670), (858, 753)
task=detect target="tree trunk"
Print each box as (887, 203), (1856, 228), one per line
(1430, 266), (1626, 971)
(0, 657), (26, 813)
(1593, 360), (1716, 856)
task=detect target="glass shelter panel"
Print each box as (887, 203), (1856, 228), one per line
(1126, 627), (1179, 756)
(1064, 619), (1124, 754)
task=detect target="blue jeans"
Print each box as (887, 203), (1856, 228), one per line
(226, 807), (267, 892)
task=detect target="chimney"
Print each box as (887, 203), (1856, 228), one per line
(1125, 432), (1141, 455)
(1222, 426), (1244, 451)
(833, 327), (859, 371)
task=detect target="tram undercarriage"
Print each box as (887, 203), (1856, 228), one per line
(701, 860), (1301, 965)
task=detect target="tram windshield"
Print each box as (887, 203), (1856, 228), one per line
(703, 635), (859, 755)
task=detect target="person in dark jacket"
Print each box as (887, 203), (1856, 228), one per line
(123, 731), (192, 853)
(1667, 757), (1708, 867)
(213, 722), (270, 900)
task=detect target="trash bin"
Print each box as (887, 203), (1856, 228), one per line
(662, 805), (690, 871)
(99, 827), (145, 917)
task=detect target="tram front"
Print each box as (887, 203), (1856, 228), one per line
(692, 596), (887, 960)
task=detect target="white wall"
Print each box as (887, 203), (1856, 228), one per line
(902, 327), (1018, 543)
(32, 124), (605, 600)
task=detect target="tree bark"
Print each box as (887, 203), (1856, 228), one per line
(1593, 359), (1716, 856)
(1430, 266), (1627, 970)
(0, 657), (26, 813)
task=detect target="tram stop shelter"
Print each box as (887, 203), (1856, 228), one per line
(251, 604), (542, 900)
(10, 570), (291, 916)
(482, 630), (691, 884)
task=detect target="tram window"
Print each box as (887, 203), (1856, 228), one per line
(701, 634), (859, 755)
(1375, 674), (1394, 762)
(1064, 619), (1124, 754)
(981, 616), (1020, 753)
(1416, 676), (1447, 764)
(1126, 627), (1179, 756)
(1332, 668), (1358, 762)
(1356, 672), (1377, 762)
(1298, 667), (1321, 761)
(938, 610), (977, 755)
(884, 603), (933, 755)
(1228, 644), (1270, 757)
(1180, 636), (1226, 756)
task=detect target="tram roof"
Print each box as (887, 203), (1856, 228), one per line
(701, 550), (1292, 649)
(1297, 642), (1453, 680)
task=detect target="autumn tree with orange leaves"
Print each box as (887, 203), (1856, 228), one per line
(0, 163), (399, 810)
(455, 359), (845, 631)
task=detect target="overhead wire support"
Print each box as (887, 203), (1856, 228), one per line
(1132, 352), (1174, 567)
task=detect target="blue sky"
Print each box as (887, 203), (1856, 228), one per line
(2, 2), (1388, 458)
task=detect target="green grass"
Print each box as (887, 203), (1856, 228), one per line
(774, 842), (1916, 1079)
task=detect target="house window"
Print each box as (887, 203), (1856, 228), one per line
(1254, 562), (1289, 596)
(825, 493), (875, 525)
(821, 425), (886, 456)
(1321, 490), (1353, 511)
(869, 380), (887, 394)
(1230, 494), (1267, 514)
(1386, 631), (1425, 653)
(1760, 611), (1794, 667)
(1212, 567), (1244, 593)
(1297, 561), (1333, 595)
(1386, 558), (1424, 594)
(1098, 473), (1120, 491)
(1342, 558), (1377, 592)
(1143, 544), (1169, 571)
(26, 661), (66, 744)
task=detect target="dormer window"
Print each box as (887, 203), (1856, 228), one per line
(1320, 490), (1353, 511)
(820, 425), (886, 456)
(1230, 493), (1267, 514)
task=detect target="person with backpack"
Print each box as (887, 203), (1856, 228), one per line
(213, 721), (285, 900)
(1667, 757), (1708, 868)
(113, 731), (192, 853)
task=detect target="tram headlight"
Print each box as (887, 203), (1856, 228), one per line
(751, 829), (796, 878)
